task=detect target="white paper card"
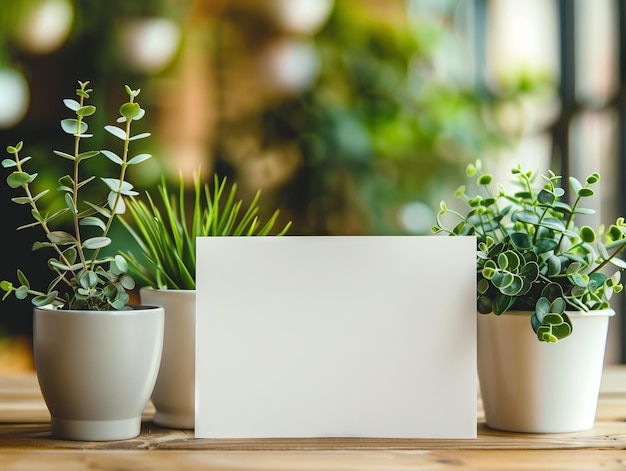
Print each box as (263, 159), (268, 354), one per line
(195, 236), (476, 438)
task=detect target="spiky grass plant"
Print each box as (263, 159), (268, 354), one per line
(119, 172), (292, 290)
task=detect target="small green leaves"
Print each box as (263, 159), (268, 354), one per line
(587, 173), (600, 184)
(6, 141), (23, 154)
(125, 85), (140, 97)
(531, 296), (572, 342)
(437, 158), (625, 343)
(1, 81), (152, 311)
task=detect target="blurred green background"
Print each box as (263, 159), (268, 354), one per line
(1, 0), (624, 367)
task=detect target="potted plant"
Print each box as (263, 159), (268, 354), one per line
(432, 160), (626, 433)
(0, 81), (164, 441)
(119, 171), (291, 429)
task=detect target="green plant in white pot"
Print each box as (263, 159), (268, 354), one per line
(119, 171), (291, 429)
(432, 160), (626, 433)
(0, 81), (164, 441)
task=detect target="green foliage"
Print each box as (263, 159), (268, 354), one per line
(1, 81), (152, 310)
(119, 171), (292, 290)
(433, 160), (626, 342)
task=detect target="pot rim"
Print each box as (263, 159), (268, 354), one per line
(34, 304), (164, 315)
(482, 308), (616, 318)
(139, 287), (196, 294)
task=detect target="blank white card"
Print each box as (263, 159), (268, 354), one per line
(195, 236), (477, 438)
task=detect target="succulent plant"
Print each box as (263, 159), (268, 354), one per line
(1, 80), (151, 310)
(432, 160), (626, 342)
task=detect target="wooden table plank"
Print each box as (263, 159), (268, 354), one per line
(1, 366), (625, 459)
(1, 449), (626, 471)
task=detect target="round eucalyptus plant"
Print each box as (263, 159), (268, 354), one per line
(119, 171), (292, 291)
(432, 160), (626, 342)
(1, 80), (152, 311)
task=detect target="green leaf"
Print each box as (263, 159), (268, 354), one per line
(547, 256), (562, 276)
(120, 102), (141, 120)
(7, 171), (31, 188)
(609, 257), (626, 269)
(569, 273), (588, 287)
(477, 174), (492, 185)
(47, 231), (76, 245)
(108, 192), (126, 214)
(64, 193), (76, 213)
(53, 150), (75, 160)
(477, 296), (492, 314)
(63, 99), (80, 111)
(82, 237), (111, 250)
(543, 313), (564, 325)
(492, 294), (515, 315)
(120, 274), (135, 290)
(63, 247), (77, 265)
(514, 211), (539, 225)
(77, 105), (96, 117)
(569, 176), (582, 195)
(510, 232), (532, 250)
(16, 286), (29, 300)
(17, 269), (29, 288)
(80, 216), (106, 231)
(552, 322), (572, 339)
(499, 275), (523, 296)
(586, 173), (600, 184)
(32, 292), (58, 307)
(578, 188), (595, 197)
(537, 189), (555, 205)
(127, 153), (152, 165)
(535, 297), (550, 322)
(482, 266), (497, 279)
(85, 201), (112, 219)
(77, 150), (99, 162)
(104, 125), (127, 140)
(11, 196), (31, 204)
(493, 272), (514, 289)
(129, 132), (151, 141)
(101, 150), (123, 164)
(79, 270), (99, 289)
(535, 238), (558, 253)
(579, 226), (596, 243)
(2, 158), (17, 168)
(114, 255), (128, 273)
(60, 119), (88, 135)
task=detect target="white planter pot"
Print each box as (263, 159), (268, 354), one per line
(140, 288), (195, 429)
(477, 309), (615, 433)
(33, 305), (164, 441)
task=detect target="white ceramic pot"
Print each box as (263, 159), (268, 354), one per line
(140, 288), (195, 429)
(477, 309), (615, 433)
(33, 305), (164, 441)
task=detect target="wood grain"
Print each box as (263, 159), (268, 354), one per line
(1, 366), (625, 469)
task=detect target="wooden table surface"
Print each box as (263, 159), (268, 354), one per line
(1, 366), (626, 470)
